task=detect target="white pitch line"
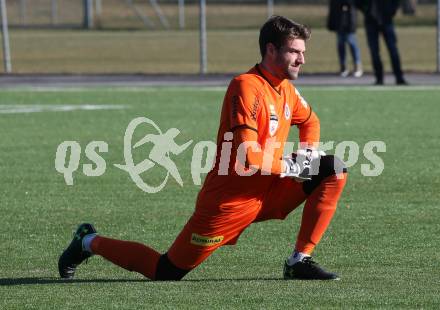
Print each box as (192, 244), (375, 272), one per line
(297, 85), (440, 92)
(0, 104), (126, 114)
(0, 86), (228, 92)
(0, 85), (439, 93)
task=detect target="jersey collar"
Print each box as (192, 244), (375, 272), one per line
(255, 64), (285, 94)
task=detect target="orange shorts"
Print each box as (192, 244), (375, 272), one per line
(167, 176), (307, 270)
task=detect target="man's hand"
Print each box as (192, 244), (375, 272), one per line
(280, 148), (325, 182)
(281, 156), (311, 181)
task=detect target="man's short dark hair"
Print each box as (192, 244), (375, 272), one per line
(259, 15), (311, 58)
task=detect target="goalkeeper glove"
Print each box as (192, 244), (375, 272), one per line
(280, 148), (325, 181)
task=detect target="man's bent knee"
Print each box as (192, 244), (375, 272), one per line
(303, 155), (347, 195)
(154, 253), (190, 281)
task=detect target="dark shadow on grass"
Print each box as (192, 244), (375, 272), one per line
(1, 276), (281, 286)
(0, 277), (147, 286)
(181, 277), (281, 282)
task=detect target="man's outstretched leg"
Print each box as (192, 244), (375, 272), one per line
(58, 224), (189, 280)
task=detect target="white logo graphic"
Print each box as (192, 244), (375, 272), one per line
(114, 117), (193, 193)
(54, 117), (387, 194)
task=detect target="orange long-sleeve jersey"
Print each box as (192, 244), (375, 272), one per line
(198, 64), (320, 200)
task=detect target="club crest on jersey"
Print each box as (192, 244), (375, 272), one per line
(269, 114), (278, 136)
(284, 103), (291, 120)
(269, 104), (278, 136)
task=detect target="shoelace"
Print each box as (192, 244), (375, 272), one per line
(302, 257), (319, 268)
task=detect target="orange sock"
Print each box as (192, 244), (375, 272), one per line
(91, 236), (161, 280)
(296, 173), (347, 254)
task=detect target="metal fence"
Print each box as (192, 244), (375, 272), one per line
(1, 0), (439, 74)
(3, 0), (437, 30)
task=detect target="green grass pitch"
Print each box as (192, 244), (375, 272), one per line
(0, 86), (439, 308)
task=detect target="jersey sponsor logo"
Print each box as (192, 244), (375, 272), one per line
(284, 103), (291, 120)
(250, 97), (259, 121)
(190, 233), (224, 247)
(231, 95), (239, 119)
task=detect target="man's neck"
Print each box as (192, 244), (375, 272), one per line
(259, 61), (283, 81)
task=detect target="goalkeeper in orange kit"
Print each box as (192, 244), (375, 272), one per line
(59, 16), (347, 281)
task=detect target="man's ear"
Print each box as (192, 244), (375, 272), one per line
(266, 43), (277, 58)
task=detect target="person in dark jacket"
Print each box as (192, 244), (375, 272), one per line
(356, 0), (407, 85)
(327, 0), (363, 77)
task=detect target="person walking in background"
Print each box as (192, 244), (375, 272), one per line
(327, 0), (363, 78)
(356, 0), (407, 85)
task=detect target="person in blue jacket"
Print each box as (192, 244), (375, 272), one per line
(327, 0), (363, 78)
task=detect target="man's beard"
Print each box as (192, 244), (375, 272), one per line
(276, 57), (300, 80)
(287, 68), (299, 80)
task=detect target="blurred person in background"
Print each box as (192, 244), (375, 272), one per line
(356, 0), (407, 85)
(401, 0), (417, 16)
(327, 0), (363, 77)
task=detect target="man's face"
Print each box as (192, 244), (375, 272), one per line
(271, 38), (306, 80)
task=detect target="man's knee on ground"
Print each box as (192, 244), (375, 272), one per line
(154, 253), (190, 281)
(303, 155), (347, 195)
(324, 155), (346, 176)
